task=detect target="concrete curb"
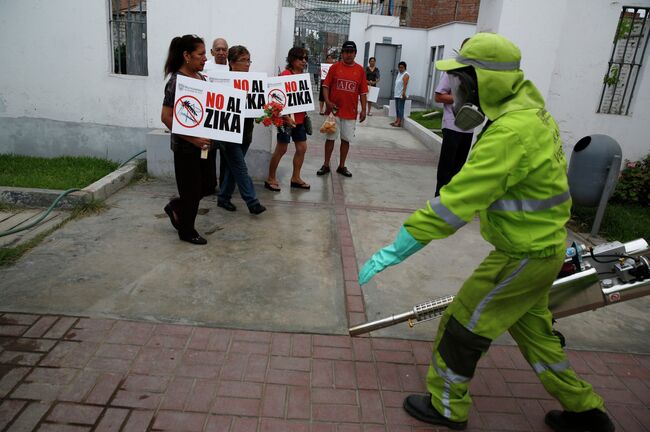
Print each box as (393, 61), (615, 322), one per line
(382, 104), (443, 152)
(0, 160), (141, 209)
(403, 116), (443, 153)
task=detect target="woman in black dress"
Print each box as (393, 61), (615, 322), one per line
(161, 35), (215, 245)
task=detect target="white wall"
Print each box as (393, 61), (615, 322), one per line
(477, 0), (650, 162)
(477, 0), (567, 99)
(368, 14), (400, 27)
(349, 12), (400, 49)
(277, 7), (296, 75)
(0, 0), (283, 160)
(349, 13), (371, 53)
(364, 25), (428, 98)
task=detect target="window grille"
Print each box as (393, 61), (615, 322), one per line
(597, 6), (649, 115)
(109, 0), (148, 76)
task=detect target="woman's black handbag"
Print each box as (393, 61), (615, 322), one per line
(304, 115), (313, 135)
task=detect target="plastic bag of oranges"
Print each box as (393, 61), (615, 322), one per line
(320, 113), (337, 134)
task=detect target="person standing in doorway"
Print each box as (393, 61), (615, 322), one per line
(390, 61), (409, 127)
(317, 41), (368, 178)
(365, 57), (380, 116)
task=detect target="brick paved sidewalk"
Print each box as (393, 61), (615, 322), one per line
(1, 313), (648, 432)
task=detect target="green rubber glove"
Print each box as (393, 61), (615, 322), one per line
(358, 226), (424, 285)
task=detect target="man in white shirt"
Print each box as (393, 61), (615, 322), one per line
(202, 38), (229, 187)
(203, 38), (229, 73)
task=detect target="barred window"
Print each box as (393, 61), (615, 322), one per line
(597, 6), (649, 115)
(109, 0), (148, 76)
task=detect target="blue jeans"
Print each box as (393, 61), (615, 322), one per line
(395, 97), (406, 119)
(217, 141), (259, 208)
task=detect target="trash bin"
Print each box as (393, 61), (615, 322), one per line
(567, 135), (622, 207)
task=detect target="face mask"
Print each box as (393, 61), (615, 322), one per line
(449, 69), (485, 131)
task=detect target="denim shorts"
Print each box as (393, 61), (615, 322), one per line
(277, 123), (307, 144)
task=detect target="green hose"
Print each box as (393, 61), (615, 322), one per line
(0, 149), (147, 239)
(0, 188), (80, 238)
(119, 149), (146, 168)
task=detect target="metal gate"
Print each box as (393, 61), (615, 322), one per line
(282, 0), (374, 82)
(109, 0), (148, 76)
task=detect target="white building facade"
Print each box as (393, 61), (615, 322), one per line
(1, 0), (648, 165)
(477, 0), (650, 162)
(0, 0), (287, 170)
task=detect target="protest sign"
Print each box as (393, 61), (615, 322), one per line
(320, 63), (332, 80)
(266, 73), (314, 115)
(172, 75), (246, 144)
(368, 86), (380, 103)
(204, 71), (267, 118)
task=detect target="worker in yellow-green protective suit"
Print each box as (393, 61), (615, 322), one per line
(358, 33), (614, 432)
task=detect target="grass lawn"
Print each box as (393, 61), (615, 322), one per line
(410, 109), (443, 132)
(0, 154), (119, 190)
(570, 202), (650, 242)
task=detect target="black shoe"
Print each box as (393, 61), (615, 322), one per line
(217, 200), (237, 212)
(164, 204), (180, 230)
(248, 203), (266, 215)
(545, 409), (615, 432)
(317, 165), (331, 176)
(336, 166), (352, 177)
(403, 394), (467, 430)
(178, 232), (207, 245)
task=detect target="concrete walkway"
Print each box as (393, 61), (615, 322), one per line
(0, 111), (648, 431)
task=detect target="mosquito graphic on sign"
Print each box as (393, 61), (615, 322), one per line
(266, 73), (314, 115)
(268, 88), (287, 108)
(174, 95), (203, 128)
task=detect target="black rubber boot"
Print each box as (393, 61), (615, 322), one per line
(545, 409), (615, 432)
(403, 394), (467, 430)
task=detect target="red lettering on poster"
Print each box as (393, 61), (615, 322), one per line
(206, 92), (225, 110)
(234, 79), (250, 92)
(284, 81), (298, 92)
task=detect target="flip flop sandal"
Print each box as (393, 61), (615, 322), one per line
(264, 181), (281, 192)
(290, 181), (311, 190)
